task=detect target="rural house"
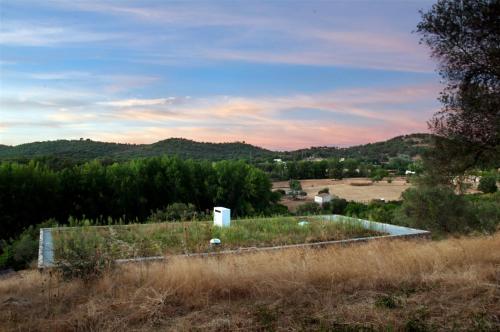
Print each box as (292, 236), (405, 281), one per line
(314, 193), (332, 205)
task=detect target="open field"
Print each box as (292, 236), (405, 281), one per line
(1, 233), (499, 331)
(52, 216), (382, 261)
(274, 177), (411, 210)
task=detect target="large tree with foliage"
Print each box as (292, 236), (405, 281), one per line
(417, 0), (500, 174)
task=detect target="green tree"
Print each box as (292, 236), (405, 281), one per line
(478, 175), (498, 193)
(417, 0), (500, 173)
(371, 168), (388, 182)
(395, 186), (477, 233)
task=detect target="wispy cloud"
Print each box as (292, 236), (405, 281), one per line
(0, 22), (120, 47)
(7, 1), (434, 72)
(97, 97), (178, 107)
(1, 82), (437, 149)
(0, 1), (439, 147)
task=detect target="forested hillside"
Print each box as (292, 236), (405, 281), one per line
(284, 133), (431, 162)
(0, 138), (272, 162)
(0, 133), (432, 162)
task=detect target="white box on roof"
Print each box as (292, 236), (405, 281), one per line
(214, 207), (231, 227)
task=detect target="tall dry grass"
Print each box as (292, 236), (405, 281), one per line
(1, 234), (499, 331)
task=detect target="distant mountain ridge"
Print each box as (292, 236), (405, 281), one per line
(0, 133), (432, 162)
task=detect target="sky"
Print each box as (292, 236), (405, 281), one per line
(0, 0), (442, 150)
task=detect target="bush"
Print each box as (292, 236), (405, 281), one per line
(344, 202), (369, 218)
(371, 168), (388, 182)
(55, 230), (114, 281)
(289, 179), (302, 191)
(148, 203), (199, 222)
(296, 202), (321, 215)
(264, 203), (290, 216)
(466, 192), (500, 232)
(318, 187), (329, 194)
(322, 198), (348, 215)
(0, 219), (57, 270)
(478, 175), (498, 193)
(395, 186), (477, 233)
(275, 189), (286, 196)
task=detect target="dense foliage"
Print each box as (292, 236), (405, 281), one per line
(258, 157), (422, 181)
(0, 134), (431, 164)
(0, 157), (280, 242)
(0, 138), (272, 162)
(478, 174), (498, 193)
(395, 187), (499, 234)
(282, 133), (431, 162)
(418, 0), (500, 173)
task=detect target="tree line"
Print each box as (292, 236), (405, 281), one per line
(257, 157), (423, 181)
(0, 157), (281, 241)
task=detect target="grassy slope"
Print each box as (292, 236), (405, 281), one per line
(1, 233), (499, 331)
(0, 133), (432, 161)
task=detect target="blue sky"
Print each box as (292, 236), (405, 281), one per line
(0, 0), (441, 150)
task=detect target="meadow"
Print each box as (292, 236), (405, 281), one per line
(273, 178), (411, 208)
(1, 233), (498, 331)
(52, 216), (383, 261)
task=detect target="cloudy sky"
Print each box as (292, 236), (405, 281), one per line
(0, 0), (441, 150)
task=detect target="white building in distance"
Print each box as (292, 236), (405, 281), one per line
(314, 193), (332, 205)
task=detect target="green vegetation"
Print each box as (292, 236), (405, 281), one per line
(296, 198), (400, 225)
(260, 155), (423, 181)
(417, 0), (500, 174)
(0, 134), (431, 164)
(294, 190), (500, 235)
(478, 174), (498, 193)
(52, 216), (383, 262)
(282, 133), (431, 162)
(0, 157), (280, 243)
(0, 220), (56, 270)
(0, 138), (272, 162)
(395, 187), (500, 234)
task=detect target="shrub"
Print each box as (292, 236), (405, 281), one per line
(289, 179), (302, 191)
(349, 181), (373, 186)
(375, 294), (399, 309)
(395, 186), (477, 233)
(296, 202), (321, 215)
(318, 187), (329, 194)
(275, 189), (286, 196)
(148, 203), (198, 222)
(323, 198), (348, 215)
(371, 168), (388, 182)
(0, 219), (56, 270)
(478, 175), (498, 193)
(55, 230), (114, 281)
(466, 192), (500, 232)
(344, 202), (369, 218)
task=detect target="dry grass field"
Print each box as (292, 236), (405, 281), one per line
(274, 177), (411, 211)
(1, 234), (499, 331)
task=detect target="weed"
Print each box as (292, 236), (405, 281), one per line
(375, 294), (399, 309)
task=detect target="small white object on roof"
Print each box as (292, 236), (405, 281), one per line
(210, 238), (221, 245)
(214, 207), (231, 227)
(298, 221), (309, 226)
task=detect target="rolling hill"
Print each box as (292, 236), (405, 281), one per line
(0, 133), (432, 162)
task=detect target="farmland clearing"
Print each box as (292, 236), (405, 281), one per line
(273, 177), (411, 211)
